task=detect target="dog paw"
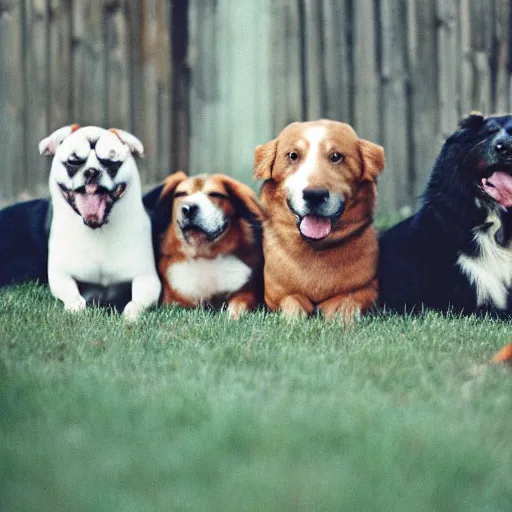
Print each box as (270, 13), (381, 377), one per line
(123, 301), (143, 322)
(227, 301), (248, 320)
(322, 299), (362, 325)
(279, 295), (312, 320)
(64, 297), (86, 313)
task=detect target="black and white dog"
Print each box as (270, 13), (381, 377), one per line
(379, 113), (512, 315)
(0, 124), (161, 320)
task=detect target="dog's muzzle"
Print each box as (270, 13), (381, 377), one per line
(178, 203), (229, 244)
(59, 180), (127, 229)
(287, 188), (345, 241)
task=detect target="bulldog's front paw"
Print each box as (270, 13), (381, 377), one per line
(64, 296), (86, 313)
(123, 301), (143, 322)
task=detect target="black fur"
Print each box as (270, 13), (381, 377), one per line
(379, 114), (512, 315)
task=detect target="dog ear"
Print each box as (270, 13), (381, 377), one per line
(159, 171), (188, 202)
(38, 124), (80, 156)
(359, 139), (385, 182)
(254, 139), (277, 180)
(458, 111), (485, 130)
(220, 175), (264, 222)
(109, 128), (144, 157)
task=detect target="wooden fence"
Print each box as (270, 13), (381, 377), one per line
(1, 0), (511, 214)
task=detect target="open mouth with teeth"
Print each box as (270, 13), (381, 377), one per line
(480, 166), (512, 208)
(179, 221), (229, 245)
(59, 182), (127, 228)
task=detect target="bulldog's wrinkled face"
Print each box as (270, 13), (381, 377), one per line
(40, 125), (143, 229)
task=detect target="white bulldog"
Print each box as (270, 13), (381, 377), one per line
(39, 124), (161, 321)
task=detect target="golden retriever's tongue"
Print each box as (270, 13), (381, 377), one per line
(482, 171), (512, 207)
(75, 188), (107, 225)
(299, 215), (331, 239)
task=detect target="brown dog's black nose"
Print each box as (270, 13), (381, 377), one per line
(181, 203), (199, 220)
(302, 188), (329, 206)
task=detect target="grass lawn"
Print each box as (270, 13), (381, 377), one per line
(1, 284), (512, 512)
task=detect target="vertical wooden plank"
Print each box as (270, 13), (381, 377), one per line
(25, 0), (49, 196)
(436, 0), (459, 136)
(322, 0), (351, 123)
(48, 0), (71, 132)
(407, 0), (441, 200)
(155, 0), (171, 181)
(139, 0), (159, 183)
(269, 0), (303, 133)
(379, 0), (410, 212)
(0, 1), (24, 203)
(470, 0), (492, 113)
(492, 0), (510, 112)
(352, 0), (380, 144)
(105, 0), (130, 131)
(303, 0), (324, 120)
(170, 0), (189, 175)
(460, 0), (474, 116)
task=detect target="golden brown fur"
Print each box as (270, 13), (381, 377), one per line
(253, 119), (385, 322)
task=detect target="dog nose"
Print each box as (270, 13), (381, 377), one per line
(495, 138), (512, 158)
(84, 168), (101, 182)
(302, 188), (329, 206)
(181, 203), (199, 220)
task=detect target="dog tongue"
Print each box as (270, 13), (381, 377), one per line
(299, 216), (331, 239)
(482, 171), (512, 207)
(75, 191), (107, 225)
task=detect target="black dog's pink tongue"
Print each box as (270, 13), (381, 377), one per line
(75, 191), (107, 225)
(482, 171), (512, 207)
(299, 215), (331, 239)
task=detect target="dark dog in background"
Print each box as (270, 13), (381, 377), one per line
(379, 113), (512, 316)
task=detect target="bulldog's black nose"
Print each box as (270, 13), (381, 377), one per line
(181, 203), (198, 220)
(495, 138), (512, 158)
(84, 168), (101, 183)
(302, 188), (329, 206)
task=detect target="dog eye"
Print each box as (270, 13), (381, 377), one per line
(288, 151), (300, 162)
(174, 191), (187, 198)
(329, 152), (344, 164)
(97, 157), (122, 176)
(64, 155), (86, 176)
(208, 192), (229, 200)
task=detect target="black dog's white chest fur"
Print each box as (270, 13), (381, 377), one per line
(457, 211), (512, 309)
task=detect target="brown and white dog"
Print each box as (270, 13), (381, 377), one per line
(254, 119), (385, 323)
(156, 172), (264, 318)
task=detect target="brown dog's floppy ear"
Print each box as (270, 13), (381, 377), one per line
(254, 139), (277, 180)
(359, 139), (385, 182)
(160, 171), (188, 201)
(220, 175), (264, 222)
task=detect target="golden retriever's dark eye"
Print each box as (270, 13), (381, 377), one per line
(174, 191), (187, 198)
(208, 192), (229, 200)
(329, 152), (344, 164)
(288, 151), (300, 162)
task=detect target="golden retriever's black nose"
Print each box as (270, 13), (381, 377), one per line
(302, 188), (329, 206)
(181, 203), (198, 219)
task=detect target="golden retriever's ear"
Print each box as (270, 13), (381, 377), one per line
(254, 139), (277, 180)
(359, 139), (385, 181)
(160, 171), (188, 201)
(220, 175), (264, 222)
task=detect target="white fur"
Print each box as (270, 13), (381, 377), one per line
(183, 192), (225, 232)
(457, 212), (512, 309)
(167, 255), (251, 304)
(45, 126), (161, 320)
(284, 125), (343, 216)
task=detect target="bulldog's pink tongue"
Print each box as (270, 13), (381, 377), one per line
(75, 191), (107, 225)
(299, 215), (331, 240)
(482, 171), (512, 207)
